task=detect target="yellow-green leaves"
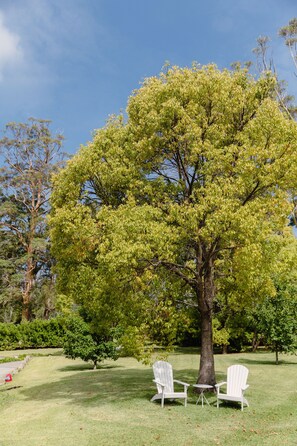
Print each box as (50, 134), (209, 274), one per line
(50, 64), (297, 363)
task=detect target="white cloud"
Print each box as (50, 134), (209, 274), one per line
(0, 1), (109, 86)
(0, 11), (23, 80)
(3, 0), (106, 62)
(0, 1), (99, 112)
(0, 0), (113, 132)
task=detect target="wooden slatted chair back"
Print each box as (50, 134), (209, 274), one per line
(153, 361), (174, 393)
(226, 365), (249, 397)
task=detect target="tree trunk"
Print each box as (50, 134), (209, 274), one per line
(44, 278), (55, 319)
(222, 344), (228, 354)
(22, 244), (35, 321)
(198, 304), (215, 385)
(196, 259), (216, 386)
(252, 331), (261, 352)
(275, 350), (279, 365)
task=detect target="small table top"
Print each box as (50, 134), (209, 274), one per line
(192, 384), (213, 390)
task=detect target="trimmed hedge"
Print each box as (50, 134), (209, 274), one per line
(0, 318), (66, 350)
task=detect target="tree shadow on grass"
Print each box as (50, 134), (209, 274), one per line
(59, 363), (122, 372)
(237, 357), (297, 366)
(19, 367), (199, 408)
(0, 385), (22, 392)
(170, 347), (200, 355)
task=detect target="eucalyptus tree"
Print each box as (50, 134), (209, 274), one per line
(0, 118), (64, 321)
(50, 65), (297, 385)
(0, 209), (24, 322)
(253, 18), (297, 120)
(279, 18), (297, 73)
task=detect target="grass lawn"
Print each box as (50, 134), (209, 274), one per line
(0, 348), (296, 446)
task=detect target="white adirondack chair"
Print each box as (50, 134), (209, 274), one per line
(151, 361), (190, 408)
(215, 364), (249, 411)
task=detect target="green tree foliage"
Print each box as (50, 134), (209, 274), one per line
(251, 239), (297, 364)
(255, 286), (297, 365)
(50, 65), (297, 385)
(0, 208), (24, 322)
(278, 18), (297, 225)
(212, 317), (230, 354)
(214, 233), (297, 354)
(0, 118), (64, 321)
(0, 318), (65, 350)
(63, 315), (118, 369)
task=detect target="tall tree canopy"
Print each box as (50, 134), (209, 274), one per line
(50, 65), (297, 384)
(0, 118), (64, 321)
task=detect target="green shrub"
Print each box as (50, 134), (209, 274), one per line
(0, 318), (66, 350)
(0, 323), (21, 350)
(63, 315), (119, 369)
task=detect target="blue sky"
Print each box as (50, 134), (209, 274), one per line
(0, 0), (296, 155)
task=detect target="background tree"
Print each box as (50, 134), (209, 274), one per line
(50, 65), (297, 385)
(0, 118), (64, 321)
(0, 204), (24, 322)
(252, 37), (297, 120)
(251, 237), (297, 363)
(63, 314), (119, 369)
(253, 18), (297, 121)
(255, 286), (297, 365)
(213, 230), (297, 354)
(279, 18), (297, 73)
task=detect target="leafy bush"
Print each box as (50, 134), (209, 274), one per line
(255, 289), (297, 364)
(18, 319), (66, 348)
(63, 315), (118, 369)
(0, 318), (66, 350)
(0, 323), (22, 350)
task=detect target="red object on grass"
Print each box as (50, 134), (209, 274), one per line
(5, 373), (12, 382)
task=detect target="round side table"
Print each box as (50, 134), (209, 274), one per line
(192, 384), (213, 407)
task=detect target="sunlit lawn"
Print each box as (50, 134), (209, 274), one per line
(0, 348), (296, 446)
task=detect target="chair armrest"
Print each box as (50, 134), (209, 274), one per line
(215, 381), (227, 390)
(241, 384), (249, 391)
(153, 379), (165, 388)
(173, 379), (190, 388)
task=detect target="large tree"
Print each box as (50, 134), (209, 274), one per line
(0, 201), (24, 322)
(0, 118), (64, 321)
(255, 285), (297, 365)
(50, 65), (297, 385)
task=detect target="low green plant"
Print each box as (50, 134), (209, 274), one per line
(0, 318), (65, 350)
(0, 354), (26, 363)
(63, 315), (118, 369)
